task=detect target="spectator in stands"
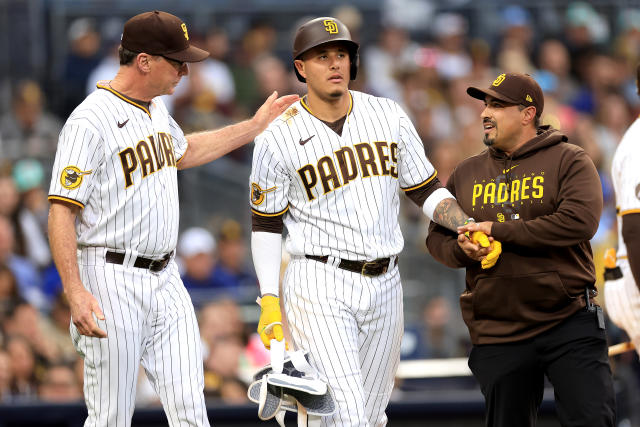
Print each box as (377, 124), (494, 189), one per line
(402, 296), (467, 360)
(432, 13), (472, 81)
(212, 219), (258, 299)
(5, 335), (38, 401)
(2, 301), (60, 364)
(536, 39), (579, 104)
(0, 80), (62, 161)
(363, 25), (420, 101)
(37, 363), (83, 402)
(198, 299), (250, 403)
(178, 222), (257, 301)
(39, 293), (77, 363)
(60, 18), (102, 118)
(203, 337), (248, 404)
(178, 226), (218, 294)
(232, 18), (278, 114)
(11, 159), (51, 270)
(191, 28), (236, 115)
(0, 215), (47, 311)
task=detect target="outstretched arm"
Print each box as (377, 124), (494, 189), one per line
(179, 91), (299, 169)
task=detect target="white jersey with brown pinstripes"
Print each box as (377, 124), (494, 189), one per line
(249, 90), (437, 261)
(48, 82), (187, 258)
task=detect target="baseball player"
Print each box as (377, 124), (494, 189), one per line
(47, 11), (297, 427)
(249, 17), (496, 426)
(605, 64), (640, 357)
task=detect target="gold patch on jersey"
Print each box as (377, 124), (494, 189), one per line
(251, 183), (276, 206)
(497, 213), (505, 223)
(280, 107), (299, 123)
(60, 166), (92, 190)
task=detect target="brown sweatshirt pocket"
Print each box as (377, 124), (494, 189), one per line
(471, 271), (574, 323)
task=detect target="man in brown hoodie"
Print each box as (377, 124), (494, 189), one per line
(427, 72), (615, 426)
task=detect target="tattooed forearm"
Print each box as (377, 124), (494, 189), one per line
(432, 198), (469, 232)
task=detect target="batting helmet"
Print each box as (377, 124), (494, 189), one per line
(292, 17), (359, 83)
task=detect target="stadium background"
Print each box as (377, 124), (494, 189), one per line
(0, 0), (638, 425)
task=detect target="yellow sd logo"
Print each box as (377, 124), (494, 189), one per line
(251, 183), (277, 206)
(181, 23), (189, 40)
(492, 73), (506, 87)
(497, 213), (506, 223)
(525, 94), (533, 102)
(60, 166), (92, 190)
(323, 19), (338, 34)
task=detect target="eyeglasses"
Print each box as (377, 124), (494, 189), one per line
(161, 56), (186, 71)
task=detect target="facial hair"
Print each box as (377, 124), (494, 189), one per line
(483, 119), (496, 147)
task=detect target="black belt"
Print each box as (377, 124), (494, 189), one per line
(105, 251), (172, 272)
(305, 255), (395, 277)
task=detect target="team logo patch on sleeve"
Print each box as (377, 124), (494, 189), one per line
(251, 183), (276, 206)
(60, 166), (92, 190)
(280, 107), (299, 123)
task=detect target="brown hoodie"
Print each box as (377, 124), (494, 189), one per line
(427, 126), (603, 344)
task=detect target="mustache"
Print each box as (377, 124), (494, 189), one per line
(483, 118), (496, 126)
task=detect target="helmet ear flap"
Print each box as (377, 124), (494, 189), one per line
(350, 52), (359, 81)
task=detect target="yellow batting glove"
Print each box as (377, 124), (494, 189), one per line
(468, 231), (490, 248)
(257, 295), (284, 349)
(481, 240), (502, 269)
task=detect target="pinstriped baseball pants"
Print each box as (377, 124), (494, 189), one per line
(283, 256), (403, 427)
(72, 249), (209, 427)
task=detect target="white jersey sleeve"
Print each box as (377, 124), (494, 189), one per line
(49, 122), (104, 208)
(249, 130), (291, 216)
(169, 112), (188, 162)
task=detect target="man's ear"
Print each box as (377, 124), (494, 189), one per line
(522, 106), (536, 126)
(137, 53), (152, 73)
(294, 59), (306, 80)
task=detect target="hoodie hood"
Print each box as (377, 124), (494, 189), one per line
(488, 125), (568, 161)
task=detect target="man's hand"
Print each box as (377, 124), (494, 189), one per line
(258, 294), (284, 349)
(458, 220), (493, 236)
(67, 287), (107, 338)
(457, 233), (491, 261)
(252, 91), (300, 133)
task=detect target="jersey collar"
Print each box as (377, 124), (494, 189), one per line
(96, 81), (152, 118)
(300, 91), (353, 120)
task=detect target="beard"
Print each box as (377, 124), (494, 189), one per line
(483, 134), (495, 147)
(328, 88), (345, 98)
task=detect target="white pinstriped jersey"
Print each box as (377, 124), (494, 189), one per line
(612, 116), (640, 260)
(48, 82), (187, 257)
(250, 90), (437, 260)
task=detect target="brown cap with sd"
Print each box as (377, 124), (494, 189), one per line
(467, 73), (544, 117)
(121, 10), (209, 63)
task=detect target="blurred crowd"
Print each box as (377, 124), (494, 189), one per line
(0, 1), (639, 421)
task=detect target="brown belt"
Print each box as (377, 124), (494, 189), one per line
(305, 255), (396, 277)
(105, 251), (172, 272)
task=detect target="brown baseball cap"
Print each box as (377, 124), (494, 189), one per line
(121, 10), (209, 63)
(467, 72), (544, 117)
